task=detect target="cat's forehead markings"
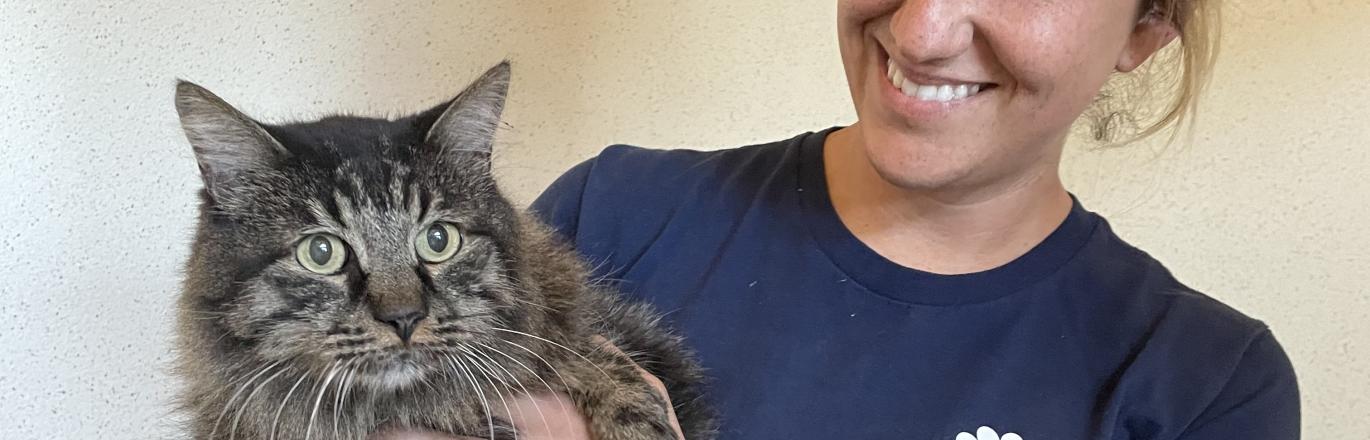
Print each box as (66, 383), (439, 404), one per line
(383, 159), (412, 209)
(325, 188), (428, 267)
(344, 165), (368, 196)
(422, 195), (448, 220)
(330, 190), (358, 229)
(305, 198), (345, 231)
(406, 182), (424, 219)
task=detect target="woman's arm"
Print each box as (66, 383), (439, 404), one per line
(1174, 330), (1300, 439)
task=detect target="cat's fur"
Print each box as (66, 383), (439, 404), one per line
(173, 62), (715, 440)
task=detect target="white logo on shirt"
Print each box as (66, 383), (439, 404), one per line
(956, 426), (1022, 440)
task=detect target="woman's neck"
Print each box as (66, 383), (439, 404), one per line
(823, 126), (1073, 275)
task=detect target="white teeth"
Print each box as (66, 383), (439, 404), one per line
(916, 85), (938, 100)
(886, 59), (987, 103)
(936, 85), (954, 101)
(901, 80), (919, 96)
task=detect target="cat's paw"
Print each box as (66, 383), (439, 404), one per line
(586, 390), (680, 440)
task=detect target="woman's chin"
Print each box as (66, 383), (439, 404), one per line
(865, 153), (979, 193)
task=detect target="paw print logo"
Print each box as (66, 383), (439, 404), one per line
(956, 426), (1022, 440)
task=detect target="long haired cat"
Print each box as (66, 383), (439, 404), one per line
(173, 62), (714, 440)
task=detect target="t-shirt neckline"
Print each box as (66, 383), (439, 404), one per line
(794, 127), (1100, 306)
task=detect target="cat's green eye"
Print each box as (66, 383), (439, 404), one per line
(295, 233), (347, 274)
(416, 222), (462, 263)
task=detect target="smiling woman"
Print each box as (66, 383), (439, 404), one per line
(525, 0), (1300, 438)
(833, 0), (1187, 199)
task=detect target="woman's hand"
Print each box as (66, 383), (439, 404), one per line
(368, 392), (593, 440)
(370, 338), (684, 440)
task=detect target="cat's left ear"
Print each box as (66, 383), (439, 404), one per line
(175, 81), (290, 200)
(424, 61), (511, 160)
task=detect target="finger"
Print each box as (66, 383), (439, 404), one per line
(506, 392), (592, 440)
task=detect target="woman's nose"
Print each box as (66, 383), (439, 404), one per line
(888, 0), (976, 65)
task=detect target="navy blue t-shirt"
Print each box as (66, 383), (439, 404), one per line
(530, 129), (1299, 439)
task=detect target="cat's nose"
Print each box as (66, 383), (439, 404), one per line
(365, 270), (428, 343)
(375, 308), (427, 344)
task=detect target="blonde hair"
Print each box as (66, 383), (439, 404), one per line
(1083, 0), (1222, 145)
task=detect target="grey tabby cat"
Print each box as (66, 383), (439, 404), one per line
(173, 62), (715, 440)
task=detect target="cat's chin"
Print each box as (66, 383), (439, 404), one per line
(360, 357), (431, 393)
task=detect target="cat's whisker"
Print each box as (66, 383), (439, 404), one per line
(455, 353), (498, 440)
(305, 360), (342, 440)
(417, 353), (445, 397)
(487, 338), (575, 394)
(210, 361), (281, 439)
(460, 345), (514, 395)
(460, 349), (518, 440)
(488, 338), (581, 423)
(343, 365), (361, 438)
(269, 368), (313, 440)
(489, 279), (555, 313)
(468, 343), (553, 438)
(440, 352), (464, 391)
(492, 328), (613, 379)
(445, 353), (496, 440)
(230, 363), (291, 440)
(468, 337), (564, 427)
(332, 358), (358, 440)
(508, 296), (554, 312)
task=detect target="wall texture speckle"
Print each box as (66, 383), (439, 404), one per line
(1, 0), (1364, 438)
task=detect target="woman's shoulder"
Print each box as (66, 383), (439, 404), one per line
(530, 132), (812, 231)
(1083, 218), (1268, 330)
(1076, 214), (1290, 372)
(528, 132), (815, 266)
(1061, 217), (1299, 433)
(578, 133), (809, 191)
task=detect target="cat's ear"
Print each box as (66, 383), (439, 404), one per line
(423, 61), (511, 159)
(175, 80), (289, 198)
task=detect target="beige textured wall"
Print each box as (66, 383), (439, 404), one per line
(0, 0), (1363, 438)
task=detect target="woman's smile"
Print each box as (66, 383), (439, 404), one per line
(876, 48), (999, 123)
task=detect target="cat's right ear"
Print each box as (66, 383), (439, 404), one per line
(423, 61), (511, 159)
(175, 80), (288, 199)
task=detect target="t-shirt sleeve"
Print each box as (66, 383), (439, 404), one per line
(1177, 329), (1301, 439)
(528, 157), (598, 245)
